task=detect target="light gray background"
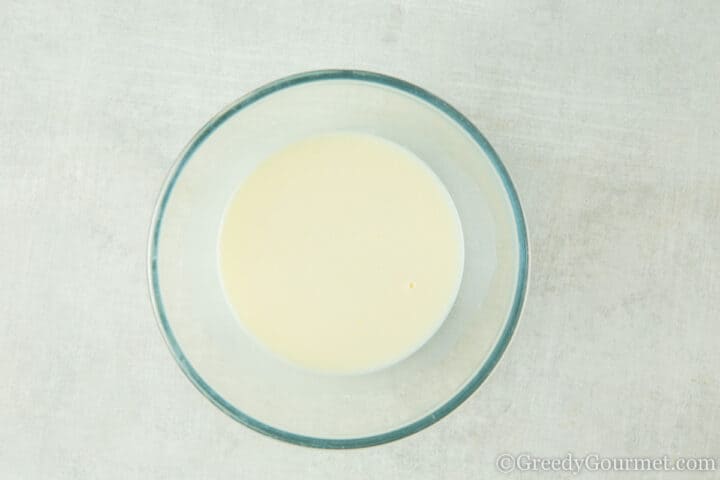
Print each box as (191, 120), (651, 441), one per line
(1, 1), (718, 478)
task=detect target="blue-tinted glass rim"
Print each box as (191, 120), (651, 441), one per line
(148, 69), (529, 449)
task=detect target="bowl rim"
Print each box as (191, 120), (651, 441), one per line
(147, 69), (529, 449)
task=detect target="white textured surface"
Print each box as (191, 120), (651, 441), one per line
(1, 1), (719, 478)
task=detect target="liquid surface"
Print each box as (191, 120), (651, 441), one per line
(218, 133), (464, 374)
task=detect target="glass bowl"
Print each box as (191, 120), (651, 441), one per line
(148, 70), (528, 448)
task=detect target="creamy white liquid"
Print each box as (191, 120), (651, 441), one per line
(218, 133), (464, 374)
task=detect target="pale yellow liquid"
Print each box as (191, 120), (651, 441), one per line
(218, 133), (464, 374)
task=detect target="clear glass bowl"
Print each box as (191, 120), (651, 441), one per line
(148, 70), (529, 448)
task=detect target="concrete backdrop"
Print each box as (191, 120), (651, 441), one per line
(1, 1), (718, 478)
